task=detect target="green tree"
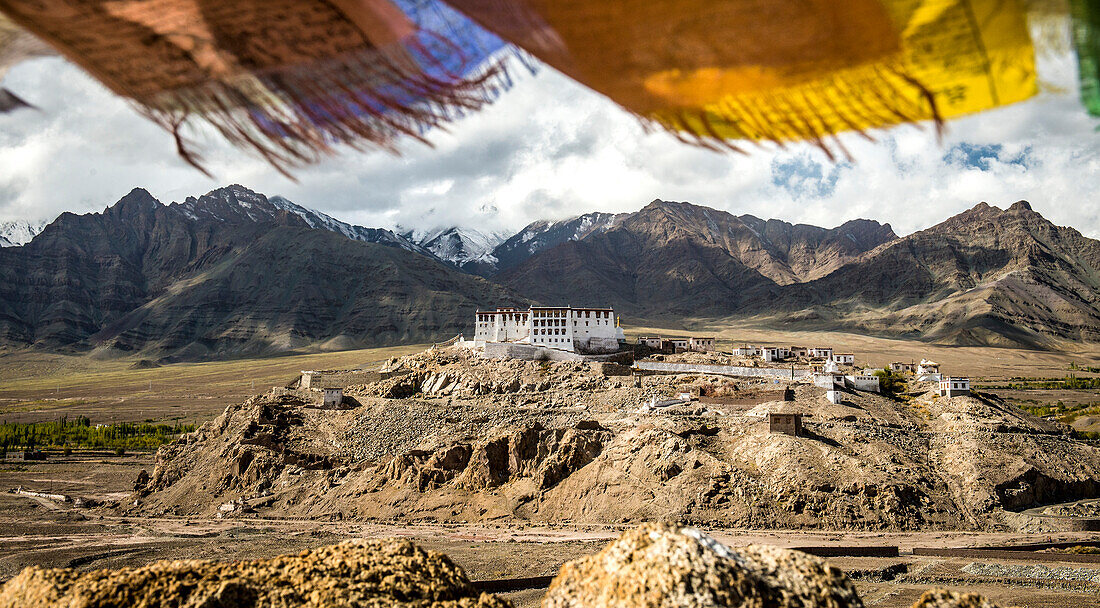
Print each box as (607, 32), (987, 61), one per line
(873, 369), (906, 395)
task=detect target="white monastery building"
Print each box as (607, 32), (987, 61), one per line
(472, 306), (625, 354)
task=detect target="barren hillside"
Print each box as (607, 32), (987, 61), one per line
(133, 347), (1100, 530)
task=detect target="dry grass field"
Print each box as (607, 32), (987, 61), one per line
(0, 343), (426, 424)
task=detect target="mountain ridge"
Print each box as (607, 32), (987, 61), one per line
(2, 188), (1096, 355)
(0, 186), (524, 359)
(499, 198), (1100, 348)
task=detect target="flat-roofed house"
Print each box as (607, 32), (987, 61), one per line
(845, 374), (881, 393)
(768, 413), (803, 436)
(832, 353), (855, 365)
(667, 338), (691, 351)
(939, 377), (970, 397)
(808, 347), (834, 359)
(689, 337), (716, 352)
(322, 388), (344, 408)
(638, 336), (664, 349)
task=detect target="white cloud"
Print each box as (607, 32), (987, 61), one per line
(1, 47), (1099, 238)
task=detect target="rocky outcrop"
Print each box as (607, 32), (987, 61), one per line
(131, 372), (1100, 528)
(0, 540), (510, 608)
(352, 350), (615, 399)
(135, 396), (340, 504)
(542, 522), (863, 608)
(379, 422), (609, 493)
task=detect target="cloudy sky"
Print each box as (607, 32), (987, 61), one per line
(1, 45), (1099, 238)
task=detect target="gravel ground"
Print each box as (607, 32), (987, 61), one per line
(961, 561), (1100, 583)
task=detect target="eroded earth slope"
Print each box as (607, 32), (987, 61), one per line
(133, 348), (1100, 530)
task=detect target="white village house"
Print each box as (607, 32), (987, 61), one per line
(689, 337), (716, 351)
(832, 353), (855, 365)
(939, 376), (970, 397)
(813, 360), (880, 393)
(916, 359), (943, 382)
(636, 336), (715, 352)
(808, 347), (834, 359)
(760, 346), (790, 362)
(470, 306), (625, 354)
(667, 338), (691, 351)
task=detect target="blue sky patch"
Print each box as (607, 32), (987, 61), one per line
(770, 156), (849, 199)
(944, 143), (1032, 171)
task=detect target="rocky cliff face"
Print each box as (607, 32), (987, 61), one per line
(0, 186), (524, 359)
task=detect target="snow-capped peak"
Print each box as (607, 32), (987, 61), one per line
(267, 195), (434, 257)
(398, 225), (509, 269)
(0, 219), (48, 247)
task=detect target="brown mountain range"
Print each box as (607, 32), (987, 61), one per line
(499, 199), (1100, 348)
(2, 190), (1097, 357)
(0, 186), (523, 360)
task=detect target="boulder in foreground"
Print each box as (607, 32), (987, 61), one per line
(541, 522), (863, 608)
(0, 539), (511, 608)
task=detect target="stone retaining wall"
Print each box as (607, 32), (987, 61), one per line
(634, 361), (810, 380)
(483, 342), (588, 361)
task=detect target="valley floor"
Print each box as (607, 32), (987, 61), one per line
(4, 331), (1100, 606)
(0, 343), (427, 424)
(1, 455), (1099, 608)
